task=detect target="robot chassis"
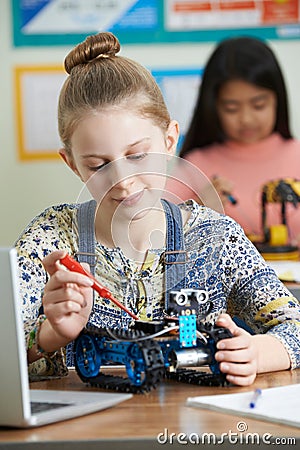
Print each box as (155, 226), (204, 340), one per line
(74, 288), (233, 393)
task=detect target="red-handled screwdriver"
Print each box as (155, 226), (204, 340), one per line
(60, 254), (139, 321)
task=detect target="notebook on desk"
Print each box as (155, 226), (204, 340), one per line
(187, 383), (300, 428)
(0, 248), (132, 428)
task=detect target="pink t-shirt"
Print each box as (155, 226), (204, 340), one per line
(166, 133), (300, 245)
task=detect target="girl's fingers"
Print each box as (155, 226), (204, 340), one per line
(215, 319), (258, 388)
(45, 268), (94, 292)
(219, 360), (256, 377)
(43, 285), (88, 308)
(43, 284), (93, 326)
(43, 267), (94, 316)
(226, 373), (257, 387)
(214, 312), (258, 385)
(219, 356), (257, 386)
(212, 176), (234, 196)
(216, 312), (238, 329)
(42, 250), (67, 275)
(215, 347), (256, 364)
(45, 299), (85, 318)
(217, 334), (251, 351)
(216, 313), (241, 337)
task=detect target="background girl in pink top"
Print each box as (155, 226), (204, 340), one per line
(166, 36), (300, 245)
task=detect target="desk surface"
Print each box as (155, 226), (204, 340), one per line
(1, 368), (300, 445)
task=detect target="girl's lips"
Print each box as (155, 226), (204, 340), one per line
(116, 190), (143, 207)
(239, 128), (258, 139)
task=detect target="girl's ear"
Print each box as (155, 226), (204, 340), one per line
(166, 120), (180, 156)
(59, 148), (82, 179)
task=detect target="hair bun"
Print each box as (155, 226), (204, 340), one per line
(64, 32), (121, 74)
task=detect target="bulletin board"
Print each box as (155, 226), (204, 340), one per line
(12, 0), (300, 47)
(14, 65), (202, 161)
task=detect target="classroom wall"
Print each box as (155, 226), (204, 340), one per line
(1, 0), (300, 246)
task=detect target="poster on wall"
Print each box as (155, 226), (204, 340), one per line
(12, 0), (300, 46)
(166, 0), (300, 35)
(12, 0), (161, 46)
(152, 67), (202, 149)
(15, 66), (67, 161)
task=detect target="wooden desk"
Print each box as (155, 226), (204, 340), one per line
(1, 368), (300, 449)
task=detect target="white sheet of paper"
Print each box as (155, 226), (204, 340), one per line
(187, 384), (300, 428)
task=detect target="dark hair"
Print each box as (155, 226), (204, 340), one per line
(180, 36), (292, 158)
(58, 32), (170, 155)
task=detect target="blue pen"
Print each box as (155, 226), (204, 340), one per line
(249, 388), (262, 408)
(226, 194), (238, 205)
(213, 175), (238, 205)
(220, 190), (238, 205)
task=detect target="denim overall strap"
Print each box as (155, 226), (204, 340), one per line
(76, 199), (97, 276)
(161, 199), (186, 310)
(65, 200), (97, 365)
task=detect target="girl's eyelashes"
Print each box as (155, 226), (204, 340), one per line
(126, 152), (147, 162)
(253, 103), (267, 110)
(87, 153), (147, 172)
(222, 108), (238, 114)
(88, 162), (109, 172)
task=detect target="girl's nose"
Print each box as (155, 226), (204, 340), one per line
(239, 106), (254, 125)
(109, 158), (134, 189)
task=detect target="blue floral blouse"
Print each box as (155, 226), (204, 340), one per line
(15, 200), (300, 375)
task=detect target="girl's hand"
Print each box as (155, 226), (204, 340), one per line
(214, 313), (258, 386)
(41, 250), (94, 345)
(211, 175), (235, 206)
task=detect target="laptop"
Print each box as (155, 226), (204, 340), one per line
(0, 247), (132, 428)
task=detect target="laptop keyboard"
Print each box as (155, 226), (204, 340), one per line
(31, 401), (74, 414)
